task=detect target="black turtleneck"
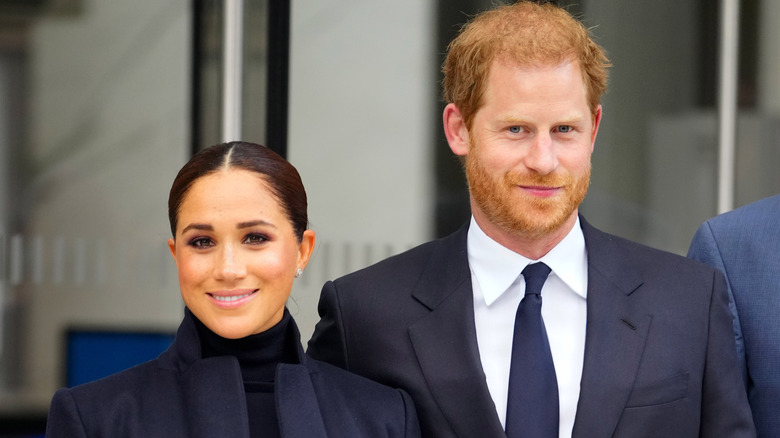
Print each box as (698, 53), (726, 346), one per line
(193, 310), (300, 438)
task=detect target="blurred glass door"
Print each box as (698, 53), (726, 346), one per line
(579, 0), (780, 254)
(0, 0), (191, 429)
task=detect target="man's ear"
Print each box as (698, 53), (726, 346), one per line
(590, 104), (603, 152)
(443, 103), (470, 157)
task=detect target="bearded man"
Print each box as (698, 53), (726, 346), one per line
(308, 2), (755, 437)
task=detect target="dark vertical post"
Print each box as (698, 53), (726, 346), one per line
(190, 0), (204, 156)
(266, 0), (291, 158)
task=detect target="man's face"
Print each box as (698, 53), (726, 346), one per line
(465, 59), (601, 240)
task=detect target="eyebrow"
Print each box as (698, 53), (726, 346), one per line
(180, 219), (276, 234)
(502, 115), (586, 125)
(237, 220), (276, 229)
(556, 116), (586, 125)
(181, 223), (213, 234)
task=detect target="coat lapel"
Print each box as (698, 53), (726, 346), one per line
(408, 224), (506, 438)
(183, 356), (251, 438)
(164, 310), (250, 438)
(572, 218), (652, 437)
(276, 364), (328, 438)
(175, 308), (327, 438)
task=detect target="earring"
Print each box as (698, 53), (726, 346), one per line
(295, 268), (303, 278)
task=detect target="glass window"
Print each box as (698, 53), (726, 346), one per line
(579, 1), (780, 254)
(0, 0), (191, 429)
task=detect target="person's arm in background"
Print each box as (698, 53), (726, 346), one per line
(698, 268), (755, 436)
(688, 221), (747, 386)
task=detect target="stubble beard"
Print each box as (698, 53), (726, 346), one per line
(465, 150), (591, 240)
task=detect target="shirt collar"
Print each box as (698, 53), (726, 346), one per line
(467, 216), (588, 306)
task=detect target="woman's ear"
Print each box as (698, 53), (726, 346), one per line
(168, 238), (177, 259)
(297, 229), (316, 271)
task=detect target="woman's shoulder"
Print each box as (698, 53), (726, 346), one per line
(46, 357), (194, 437)
(54, 357), (165, 402)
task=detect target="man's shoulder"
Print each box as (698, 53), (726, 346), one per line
(303, 358), (417, 433)
(584, 218), (715, 276)
(708, 193), (780, 229)
(308, 357), (403, 398)
(334, 224), (468, 286)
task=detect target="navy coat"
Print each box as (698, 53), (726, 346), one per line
(308, 216), (755, 438)
(688, 194), (780, 437)
(46, 309), (420, 437)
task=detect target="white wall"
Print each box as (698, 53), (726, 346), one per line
(287, 0), (437, 340)
(758, 0), (780, 115)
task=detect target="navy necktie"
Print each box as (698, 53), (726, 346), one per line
(505, 262), (559, 438)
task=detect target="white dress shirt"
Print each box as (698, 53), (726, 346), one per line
(469, 216), (588, 438)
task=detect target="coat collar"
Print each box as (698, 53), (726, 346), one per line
(157, 308), (326, 438)
(410, 223), (471, 310)
(160, 307), (310, 371)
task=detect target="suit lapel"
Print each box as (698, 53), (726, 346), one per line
(408, 224), (506, 438)
(572, 218), (652, 437)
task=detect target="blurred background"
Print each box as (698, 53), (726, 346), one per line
(0, 0), (778, 434)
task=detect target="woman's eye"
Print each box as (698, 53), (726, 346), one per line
(243, 233), (268, 245)
(188, 237), (213, 248)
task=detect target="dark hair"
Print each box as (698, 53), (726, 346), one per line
(168, 141), (308, 241)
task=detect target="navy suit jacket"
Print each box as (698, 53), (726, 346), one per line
(46, 309), (420, 438)
(688, 194), (780, 438)
(308, 216), (755, 438)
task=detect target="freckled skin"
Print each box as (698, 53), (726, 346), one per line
(443, 59), (602, 259)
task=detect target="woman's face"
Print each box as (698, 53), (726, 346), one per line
(168, 169), (314, 339)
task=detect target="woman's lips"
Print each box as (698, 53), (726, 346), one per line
(207, 289), (258, 308)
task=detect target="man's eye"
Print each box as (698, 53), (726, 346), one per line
(508, 126), (522, 134)
(557, 125), (573, 133)
(244, 233), (268, 245)
(188, 237), (213, 248)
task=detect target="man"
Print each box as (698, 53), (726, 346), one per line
(308, 2), (755, 437)
(688, 193), (780, 438)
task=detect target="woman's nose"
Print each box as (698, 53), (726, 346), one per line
(216, 244), (247, 280)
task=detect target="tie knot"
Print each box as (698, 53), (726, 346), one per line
(522, 262), (551, 296)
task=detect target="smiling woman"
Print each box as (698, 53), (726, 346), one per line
(169, 167), (312, 339)
(44, 142), (420, 438)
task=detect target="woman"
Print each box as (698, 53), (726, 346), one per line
(46, 141), (420, 437)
